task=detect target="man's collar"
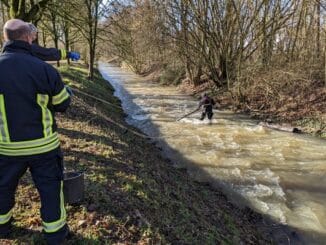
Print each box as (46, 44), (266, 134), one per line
(2, 40), (32, 54)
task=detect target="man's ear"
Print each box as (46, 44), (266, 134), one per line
(26, 34), (33, 44)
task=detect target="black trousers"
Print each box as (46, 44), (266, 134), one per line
(200, 105), (213, 120)
(0, 152), (68, 244)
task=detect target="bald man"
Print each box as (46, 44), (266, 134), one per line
(3, 19), (33, 43)
(0, 19), (70, 244)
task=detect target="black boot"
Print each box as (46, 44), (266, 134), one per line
(0, 218), (12, 239)
(45, 224), (69, 245)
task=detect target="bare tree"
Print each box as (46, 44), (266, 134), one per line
(0, 0), (51, 22)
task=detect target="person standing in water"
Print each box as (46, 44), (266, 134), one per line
(198, 93), (215, 122)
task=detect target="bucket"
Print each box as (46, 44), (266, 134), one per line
(63, 171), (84, 205)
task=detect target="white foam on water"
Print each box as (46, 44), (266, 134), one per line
(245, 125), (266, 133)
(193, 119), (214, 125)
(195, 135), (202, 146)
(231, 167), (242, 177)
(291, 205), (325, 231)
(218, 157), (252, 168)
(240, 184), (274, 198)
(131, 114), (150, 121)
(228, 142), (240, 150)
(247, 168), (279, 182)
(267, 203), (287, 223)
(254, 199), (270, 212)
(179, 117), (196, 123)
(272, 152), (285, 161)
(237, 192), (287, 223)
(213, 142), (225, 149)
(99, 62), (326, 243)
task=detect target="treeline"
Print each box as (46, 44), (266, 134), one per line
(103, 0), (325, 84)
(101, 0), (325, 128)
(0, 0), (111, 80)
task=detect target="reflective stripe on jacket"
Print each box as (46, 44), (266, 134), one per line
(0, 40), (70, 156)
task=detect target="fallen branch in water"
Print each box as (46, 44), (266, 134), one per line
(176, 108), (199, 121)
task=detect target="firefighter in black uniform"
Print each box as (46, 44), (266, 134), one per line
(0, 19), (70, 244)
(198, 93), (216, 122)
(28, 23), (80, 62)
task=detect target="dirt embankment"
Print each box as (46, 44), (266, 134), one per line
(1, 64), (277, 244)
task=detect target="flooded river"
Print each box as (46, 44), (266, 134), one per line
(98, 62), (326, 244)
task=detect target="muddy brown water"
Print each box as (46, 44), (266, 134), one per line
(99, 62), (326, 244)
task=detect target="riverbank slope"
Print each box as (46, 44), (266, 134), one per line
(1, 64), (274, 244)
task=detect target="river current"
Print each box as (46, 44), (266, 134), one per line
(98, 62), (326, 244)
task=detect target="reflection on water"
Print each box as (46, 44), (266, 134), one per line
(99, 62), (326, 244)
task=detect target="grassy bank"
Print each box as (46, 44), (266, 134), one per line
(1, 64), (273, 244)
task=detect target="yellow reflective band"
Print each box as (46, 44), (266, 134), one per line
(0, 137), (60, 156)
(37, 94), (53, 137)
(60, 49), (67, 59)
(43, 219), (66, 233)
(43, 182), (66, 233)
(0, 132), (58, 149)
(60, 181), (66, 221)
(0, 94), (10, 142)
(52, 88), (70, 105)
(0, 209), (12, 224)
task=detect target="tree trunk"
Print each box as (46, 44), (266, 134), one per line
(64, 23), (70, 65)
(316, 1), (321, 58)
(7, 0), (50, 21)
(88, 45), (95, 80)
(0, 1), (6, 47)
(55, 36), (60, 67)
(219, 55), (228, 81)
(41, 29), (46, 47)
(50, 10), (60, 67)
(180, 0), (191, 81)
(262, 0), (269, 66)
(193, 65), (202, 86)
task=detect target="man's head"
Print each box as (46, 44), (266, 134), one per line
(28, 23), (38, 41)
(3, 19), (33, 44)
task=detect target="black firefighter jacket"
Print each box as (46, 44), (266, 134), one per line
(0, 40), (70, 157)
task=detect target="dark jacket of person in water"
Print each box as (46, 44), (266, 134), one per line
(198, 93), (215, 120)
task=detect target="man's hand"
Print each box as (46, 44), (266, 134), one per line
(67, 51), (80, 61)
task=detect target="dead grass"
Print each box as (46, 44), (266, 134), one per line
(232, 63), (326, 137)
